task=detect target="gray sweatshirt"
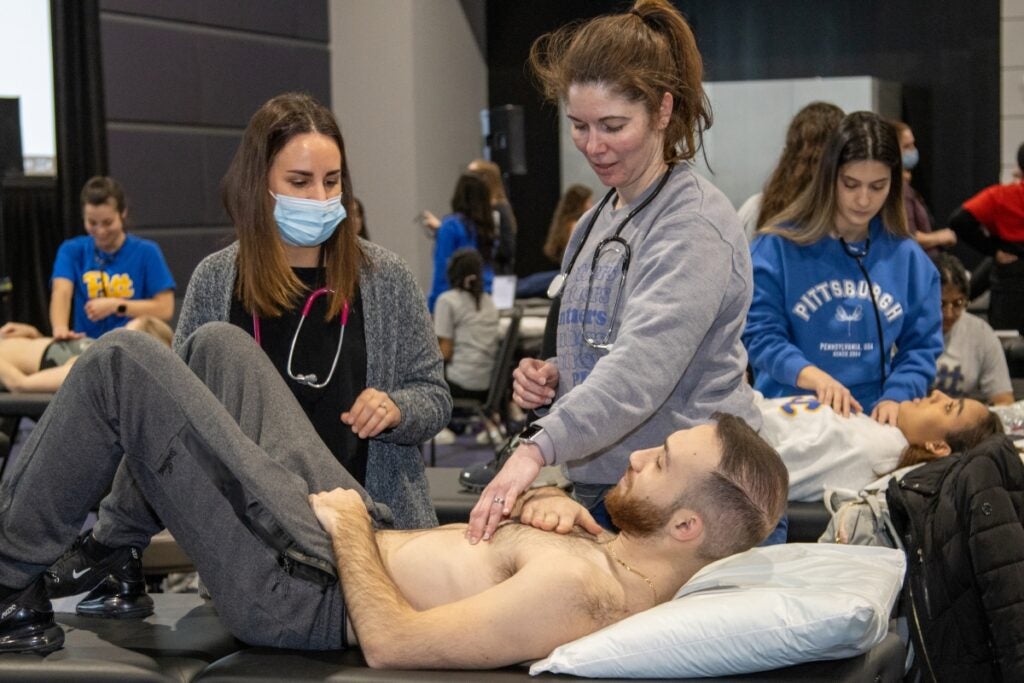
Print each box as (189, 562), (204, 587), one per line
(535, 165), (760, 486)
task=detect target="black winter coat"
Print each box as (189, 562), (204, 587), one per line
(887, 435), (1024, 682)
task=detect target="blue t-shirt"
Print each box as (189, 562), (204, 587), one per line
(51, 234), (176, 337)
(427, 213), (494, 313)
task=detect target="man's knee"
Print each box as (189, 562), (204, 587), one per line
(179, 322), (253, 364)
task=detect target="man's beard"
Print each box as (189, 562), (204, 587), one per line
(605, 483), (673, 536)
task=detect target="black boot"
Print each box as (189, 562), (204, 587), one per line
(0, 578), (65, 654)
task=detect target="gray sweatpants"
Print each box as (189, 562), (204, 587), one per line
(0, 322), (388, 649)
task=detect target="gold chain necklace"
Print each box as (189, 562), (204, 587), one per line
(605, 539), (658, 605)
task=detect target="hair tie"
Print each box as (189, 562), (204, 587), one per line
(630, 9), (643, 19)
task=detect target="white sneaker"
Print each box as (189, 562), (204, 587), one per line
(433, 428), (457, 446)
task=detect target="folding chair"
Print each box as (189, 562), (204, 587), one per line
(429, 305), (522, 465)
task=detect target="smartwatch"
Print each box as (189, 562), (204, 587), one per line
(116, 303), (127, 315)
(518, 423), (545, 445)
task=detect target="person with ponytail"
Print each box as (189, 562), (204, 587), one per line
(434, 248), (500, 404)
(468, 0), (760, 543)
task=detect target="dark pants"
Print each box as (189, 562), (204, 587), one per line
(0, 323), (389, 649)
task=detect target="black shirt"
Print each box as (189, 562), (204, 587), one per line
(229, 268), (369, 484)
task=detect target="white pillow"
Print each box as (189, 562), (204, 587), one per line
(530, 543), (904, 678)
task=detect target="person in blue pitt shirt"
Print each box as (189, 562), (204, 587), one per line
(49, 176), (175, 339)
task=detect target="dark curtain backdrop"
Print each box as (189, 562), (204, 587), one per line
(52, 0), (108, 235)
(0, 178), (60, 329)
(3, 0), (111, 331)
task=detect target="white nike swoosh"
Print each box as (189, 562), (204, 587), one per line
(72, 568), (91, 580)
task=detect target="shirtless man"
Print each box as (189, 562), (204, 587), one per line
(0, 318), (172, 392)
(0, 324), (787, 668)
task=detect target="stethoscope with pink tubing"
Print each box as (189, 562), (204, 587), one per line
(252, 287), (350, 389)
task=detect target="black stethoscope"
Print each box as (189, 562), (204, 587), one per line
(839, 236), (887, 396)
(546, 165), (675, 299)
(252, 287), (350, 389)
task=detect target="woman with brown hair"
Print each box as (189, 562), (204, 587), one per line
(745, 112), (943, 426)
(174, 92), (450, 529)
(543, 183), (593, 266)
(468, 0), (761, 543)
(736, 101), (844, 240)
(468, 158), (518, 274)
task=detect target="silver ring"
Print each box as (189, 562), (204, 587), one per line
(493, 496), (505, 505)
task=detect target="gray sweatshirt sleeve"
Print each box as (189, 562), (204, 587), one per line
(536, 210), (746, 464)
(172, 245), (237, 353)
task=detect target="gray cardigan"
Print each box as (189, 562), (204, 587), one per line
(174, 240), (450, 528)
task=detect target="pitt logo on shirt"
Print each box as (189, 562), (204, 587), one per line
(84, 271), (135, 299)
(791, 278), (903, 323)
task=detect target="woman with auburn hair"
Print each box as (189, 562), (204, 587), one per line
(745, 111), (943, 427)
(468, 0), (762, 545)
(173, 92), (450, 528)
(736, 101), (844, 240)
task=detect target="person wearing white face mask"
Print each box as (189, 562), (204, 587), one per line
(169, 93), (450, 531)
(890, 120), (956, 255)
(39, 94), (453, 625)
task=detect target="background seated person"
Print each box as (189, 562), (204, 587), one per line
(0, 326), (787, 667)
(50, 176), (176, 341)
(0, 317), (172, 393)
(931, 253), (1014, 405)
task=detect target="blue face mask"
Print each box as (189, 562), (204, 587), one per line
(902, 148), (919, 171)
(272, 193), (347, 247)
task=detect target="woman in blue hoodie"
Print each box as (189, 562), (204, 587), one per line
(744, 112), (942, 426)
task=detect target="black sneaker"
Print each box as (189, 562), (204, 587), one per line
(0, 578), (65, 654)
(44, 533), (153, 619)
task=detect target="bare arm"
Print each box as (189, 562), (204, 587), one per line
(310, 488), (610, 669)
(0, 322), (43, 339)
(990, 392), (1015, 406)
(0, 357), (73, 393)
(438, 337), (453, 362)
(84, 290), (175, 323)
(913, 228), (956, 250)
(49, 278), (81, 339)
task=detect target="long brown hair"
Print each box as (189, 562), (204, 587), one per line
(543, 184), (592, 264)
(756, 102), (844, 230)
(760, 111), (908, 245)
(451, 173), (496, 263)
(222, 92), (364, 320)
(528, 0), (711, 164)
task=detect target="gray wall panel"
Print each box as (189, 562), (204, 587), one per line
(101, 0), (328, 41)
(107, 129), (240, 227)
(103, 16), (329, 126)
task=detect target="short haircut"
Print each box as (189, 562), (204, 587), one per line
(687, 413), (788, 561)
(80, 176), (127, 214)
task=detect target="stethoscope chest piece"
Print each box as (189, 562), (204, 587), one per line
(547, 273), (566, 299)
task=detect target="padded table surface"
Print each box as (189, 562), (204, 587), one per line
(0, 594), (906, 682)
(0, 391), (53, 419)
